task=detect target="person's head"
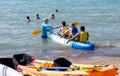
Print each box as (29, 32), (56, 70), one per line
(26, 16), (31, 23)
(36, 14), (39, 16)
(61, 21), (66, 26)
(51, 14), (55, 19)
(55, 9), (59, 12)
(69, 23), (75, 27)
(26, 16), (30, 19)
(52, 14), (54, 17)
(43, 18), (49, 24)
(36, 14), (40, 19)
(80, 26), (85, 31)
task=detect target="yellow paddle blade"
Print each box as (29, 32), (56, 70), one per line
(73, 22), (79, 26)
(32, 29), (42, 35)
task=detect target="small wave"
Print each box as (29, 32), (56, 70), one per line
(94, 42), (120, 48)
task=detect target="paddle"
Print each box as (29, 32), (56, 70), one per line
(32, 29), (42, 36)
(39, 65), (103, 71)
(32, 21), (79, 35)
(39, 66), (79, 70)
(52, 21), (79, 29)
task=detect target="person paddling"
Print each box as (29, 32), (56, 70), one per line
(67, 26), (89, 43)
(61, 23), (78, 39)
(56, 21), (69, 37)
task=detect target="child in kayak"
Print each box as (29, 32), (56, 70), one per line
(67, 26), (89, 43)
(61, 23), (78, 39)
(56, 21), (69, 37)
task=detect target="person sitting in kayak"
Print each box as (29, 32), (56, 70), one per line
(61, 23), (78, 39)
(67, 26), (89, 43)
(56, 21), (69, 37)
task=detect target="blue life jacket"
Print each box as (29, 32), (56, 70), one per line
(72, 27), (78, 35)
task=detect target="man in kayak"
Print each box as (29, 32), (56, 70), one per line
(67, 26), (89, 43)
(56, 21), (69, 37)
(40, 18), (51, 38)
(61, 23), (78, 39)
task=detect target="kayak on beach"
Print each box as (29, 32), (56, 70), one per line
(14, 53), (118, 76)
(50, 32), (94, 50)
(0, 53), (117, 76)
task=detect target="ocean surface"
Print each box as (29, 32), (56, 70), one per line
(0, 0), (120, 60)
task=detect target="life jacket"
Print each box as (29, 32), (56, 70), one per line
(79, 31), (89, 42)
(71, 27), (78, 35)
(69, 27), (78, 40)
(60, 26), (69, 36)
(63, 26), (68, 33)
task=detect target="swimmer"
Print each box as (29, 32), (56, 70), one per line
(26, 16), (31, 23)
(36, 14), (40, 19)
(51, 14), (55, 20)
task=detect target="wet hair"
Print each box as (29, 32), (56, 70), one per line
(72, 23), (75, 27)
(51, 14), (55, 19)
(52, 14), (54, 17)
(55, 9), (59, 12)
(26, 16), (30, 19)
(36, 14), (39, 16)
(80, 26), (85, 31)
(36, 14), (40, 19)
(61, 21), (66, 26)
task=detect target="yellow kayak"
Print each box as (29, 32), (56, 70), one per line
(12, 53), (118, 76)
(17, 59), (117, 76)
(0, 54), (118, 76)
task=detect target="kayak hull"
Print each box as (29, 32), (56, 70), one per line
(6, 53), (117, 76)
(50, 32), (94, 50)
(19, 59), (117, 76)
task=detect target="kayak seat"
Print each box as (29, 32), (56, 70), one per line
(53, 57), (72, 71)
(12, 53), (34, 66)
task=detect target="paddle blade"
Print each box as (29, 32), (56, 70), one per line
(32, 29), (42, 35)
(73, 22), (79, 26)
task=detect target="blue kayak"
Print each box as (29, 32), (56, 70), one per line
(50, 32), (94, 50)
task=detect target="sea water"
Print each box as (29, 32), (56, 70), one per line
(0, 0), (120, 60)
